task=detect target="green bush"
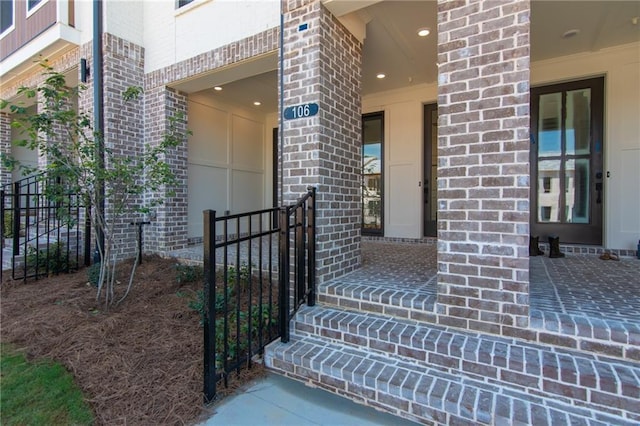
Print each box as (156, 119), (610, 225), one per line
(26, 242), (72, 274)
(86, 262), (101, 287)
(3, 211), (14, 238)
(175, 263), (203, 284)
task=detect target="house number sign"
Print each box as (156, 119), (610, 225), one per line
(284, 103), (319, 120)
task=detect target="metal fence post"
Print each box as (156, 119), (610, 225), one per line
(295, 204), (305, 306)
(203, 209), (217, 402)
(307, 187), (316, 306)
(84, 203), (91, 266)
(1, 190), (4, 283)
(12, 182), (20, 256)
(278, 207), (290, 343)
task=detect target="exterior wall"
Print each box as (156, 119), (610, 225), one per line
(363, 83), (438, 238)
(144, 26), (278, 251)
(144, 85), (189, 254)
(282, 0), (362, 284)
(0, 0), (57, 61)
(532, 42), (640, 251)
(104, 1), (143, 47)
(436, 0), (531, 336)
(101, 33), (146, 258)
(362, 43), (640, 253)
(143, 0), (279, 74)
(187, 93), (268, 240)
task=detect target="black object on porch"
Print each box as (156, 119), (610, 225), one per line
(202, 187), (316, 402)
(1, 174), (91, 283)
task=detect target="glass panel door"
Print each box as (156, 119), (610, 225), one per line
(423, 103), (438, 237)
(531, 78), (603, 245)
(362, 112), (384, 235)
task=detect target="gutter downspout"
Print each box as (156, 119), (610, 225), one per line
(279, 2), (284, 207)
(93, 0), (105, 260)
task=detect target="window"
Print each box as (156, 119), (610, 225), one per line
(177, 0), (194, 8)
(1, 0), (14, 35)
(543, 177), (551, 193)
(362, 112), (384, 235)
(27, 0), (42, 11)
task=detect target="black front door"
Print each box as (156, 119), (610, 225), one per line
(530, 77), (604, 245)
(423, 103), (437, 237)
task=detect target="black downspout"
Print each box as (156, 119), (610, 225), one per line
(279, 3), (284, 208)
(93, 0), (105, 261)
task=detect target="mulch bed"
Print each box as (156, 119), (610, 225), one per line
(0, 256), (266, 425)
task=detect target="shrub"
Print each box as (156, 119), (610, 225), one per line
(25, 242), (72, 274)
(87, 263), (101, 287)
(175, 264), (203, 284)
(3, 211), (14, 238)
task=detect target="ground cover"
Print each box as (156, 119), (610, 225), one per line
(0, 256), (265, 425)
(0, 343), (94, 425)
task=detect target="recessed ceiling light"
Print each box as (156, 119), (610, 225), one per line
(417, 28), (430, 37)
(562, 29), (580, 39)
(376, 73), (386, 79)
(213, 86), (222, 91)
(253, 101), (262, 106)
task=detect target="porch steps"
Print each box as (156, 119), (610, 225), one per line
(318, 280), (640, 362)
(265, 305), (640, 425)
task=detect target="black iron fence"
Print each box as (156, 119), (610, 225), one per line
(1, 174), (90, 283)
(203, 187), (316, 402)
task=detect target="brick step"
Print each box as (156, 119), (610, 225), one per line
(318, 279), (438, 323)
(285, 305), (640, 423)
(265, 330), (637, 426)
(318, 280), (639, 362)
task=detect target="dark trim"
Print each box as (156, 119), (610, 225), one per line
(423, 103), (437, 237)
(362, 111), (384, 236)
(530, 76), (604, 245)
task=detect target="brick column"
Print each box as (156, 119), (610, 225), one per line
(144, 85), (189, 254)
(0, 112), (11, 187)
(282, 0), (362, 284)
(79, 34), (147, 259)
(436, 0), (531, 336)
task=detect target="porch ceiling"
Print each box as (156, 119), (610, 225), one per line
(203, 1), (638, 110)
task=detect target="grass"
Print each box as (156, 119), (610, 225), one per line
(0, 343), (94, 426)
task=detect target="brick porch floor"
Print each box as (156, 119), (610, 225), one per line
(167, 239), (640, 330)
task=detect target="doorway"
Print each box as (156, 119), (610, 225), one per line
(423, 103), (437, 237)
(530, 77), (604, 245)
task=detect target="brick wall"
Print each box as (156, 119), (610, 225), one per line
(281, 0), (362, 284)
(143, 27), (278, 253)
(143, 85), (189, 254)
(436, 0), (531, 336)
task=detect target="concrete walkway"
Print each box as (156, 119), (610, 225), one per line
(202, 373), (418, 426)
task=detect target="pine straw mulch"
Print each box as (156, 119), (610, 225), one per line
(0, 256), (266, 425)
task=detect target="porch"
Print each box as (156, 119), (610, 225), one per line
(262, 240), (639, 424)
(169, 239), (640, 350)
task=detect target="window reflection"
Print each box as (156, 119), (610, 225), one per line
(363, 113), (383, 234)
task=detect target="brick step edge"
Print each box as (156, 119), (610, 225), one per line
(317, 281), (639, 362)
(265, 334), (635, 426)
(291, 305), (640, 420)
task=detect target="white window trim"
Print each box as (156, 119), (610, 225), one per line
(175, 0), (212, 17)
(0, 0), (15, 40)
(26, 0), (48, 18)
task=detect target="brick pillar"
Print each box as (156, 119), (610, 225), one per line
(144, 85), (189, 254)
(101, 34), (146, 258)
(436, 0), (531, 336)
(282, 0), (362, 284)
(0, 112), (11, 187)
(79, 34), (147, 259)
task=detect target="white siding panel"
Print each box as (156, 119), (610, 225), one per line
(187, 164), (228, 238)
